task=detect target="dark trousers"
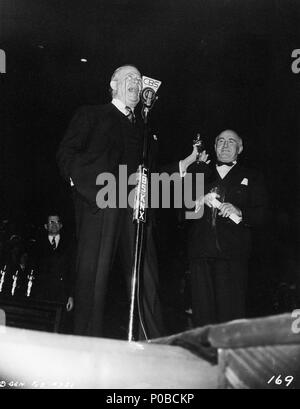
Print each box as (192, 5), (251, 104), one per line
(73, 194), (165, 340)
(190, 258), (248, 328)
(116, 210), (165, 340)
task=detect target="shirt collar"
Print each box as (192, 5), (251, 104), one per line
(49, 234), (60, 241)
(112, 98), (135, 116)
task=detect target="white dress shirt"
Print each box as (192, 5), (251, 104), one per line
(216, 161), (242, 222)
(216, 161), (237, 179)
(112, 98), (135, 116)
(49, 234), (60, 249)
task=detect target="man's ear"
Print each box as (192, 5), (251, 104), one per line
(44, 224), (48, 231)
(238, 144), (243, 154)
(110, 80), (117, 91)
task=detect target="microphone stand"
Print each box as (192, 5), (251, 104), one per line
(128, 98), (155, 342)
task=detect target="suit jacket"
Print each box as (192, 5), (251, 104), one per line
(35, 234), (75, 302)
(57, 104), (152, 212)
(188, 162), (268, 260)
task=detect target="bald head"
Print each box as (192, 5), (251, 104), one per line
(110, 65), (140, 82)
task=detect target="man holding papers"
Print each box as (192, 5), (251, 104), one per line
(188, 130), (268, 327)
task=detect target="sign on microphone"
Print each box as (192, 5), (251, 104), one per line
(142, 76), (162, 109)
(142, 76), (162, 92)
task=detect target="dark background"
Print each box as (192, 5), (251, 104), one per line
(0, 0), (299, 332)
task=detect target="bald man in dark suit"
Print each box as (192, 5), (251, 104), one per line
(188, 130), (268, 327)
(58, 62), (204, 339)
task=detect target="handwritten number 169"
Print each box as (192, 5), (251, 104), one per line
(267, 375), (294, 387)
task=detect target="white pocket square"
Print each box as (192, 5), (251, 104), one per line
(241, 178), (248, 186)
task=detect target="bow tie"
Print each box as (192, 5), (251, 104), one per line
(216, 161), (234, 167)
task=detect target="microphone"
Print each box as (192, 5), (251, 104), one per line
(141, 76), (162, 109)
(141, 87), (156, 108)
